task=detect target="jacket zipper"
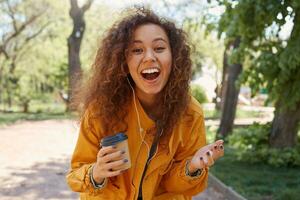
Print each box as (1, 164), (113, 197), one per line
(137, 137), (159, 199)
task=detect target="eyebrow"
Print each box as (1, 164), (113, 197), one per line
(132, 37), (167, 44)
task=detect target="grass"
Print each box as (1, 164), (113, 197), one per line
(0, 111), (77, 127)
(0, 102), (77, 127)
(204, 109), (265, 119)
(207, 128), (300, 200)
(210, 148), (300, 200)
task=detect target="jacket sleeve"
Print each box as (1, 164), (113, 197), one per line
(65, 109), (106, 195)
(161, 114), (209, 196)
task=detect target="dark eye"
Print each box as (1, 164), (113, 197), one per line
(155, 47), (165, 52)
(132, 48), (143, 54)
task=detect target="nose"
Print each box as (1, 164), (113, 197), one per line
(143, 48), (157, 63)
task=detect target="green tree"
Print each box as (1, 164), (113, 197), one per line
(213, 1), (244, 138)
(217, 0), (300, 148)
(0, 0), (52, 111)
(0, 0), (117, 113)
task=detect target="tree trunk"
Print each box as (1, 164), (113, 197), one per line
(269, 8), (300, 148)
(213, 84), (222, 110)
(269, 102), (300, 148)
(67, 0), (93, 111)
(217, 38), (242, 138)
(216, 44), (230, 111)
(22, 101), (29, 113)
(7, 93), (12, 109)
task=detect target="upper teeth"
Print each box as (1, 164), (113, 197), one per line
(142, 68), (159, 74)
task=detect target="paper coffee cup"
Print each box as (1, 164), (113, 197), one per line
(101, 133), (131, 171)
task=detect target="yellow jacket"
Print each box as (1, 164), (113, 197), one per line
(66, 95), (208, 200)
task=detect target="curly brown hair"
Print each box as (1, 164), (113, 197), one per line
(75, 7), (192, 141)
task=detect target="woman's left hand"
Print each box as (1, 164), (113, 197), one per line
(188, 140), (224, 173)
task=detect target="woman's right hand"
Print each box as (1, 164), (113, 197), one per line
(92, 146), (128, 184)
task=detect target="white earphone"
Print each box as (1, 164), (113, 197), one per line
(126, 76), (162, 164)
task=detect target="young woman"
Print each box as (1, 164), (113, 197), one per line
(66, 8), (224, 200)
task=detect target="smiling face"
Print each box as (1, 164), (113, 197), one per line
(126, 23), (172, 101)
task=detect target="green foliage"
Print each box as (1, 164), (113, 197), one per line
(218, 0), (300, 111)
(206, 128), (300, 199)
(204, 108), (264, 120)
(276, 188), (300, 200)
(191, 85), (208, 103)
(183, 18), (224, 77)
(228, 123), (300, 167)
(209, 146), (300, 200)
(205, 126), (218, 144)
(0, 0), (116, 112)
(0, 0), (70, 111)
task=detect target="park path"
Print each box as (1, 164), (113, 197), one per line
(0, 120), (224, 200)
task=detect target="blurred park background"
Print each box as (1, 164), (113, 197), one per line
(0, 0), (300, 199)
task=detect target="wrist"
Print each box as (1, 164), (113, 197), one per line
(186, 159), (203, 178)
(92, 166), (105, 184)
(187, 160), (199, 174)
(93, 176), (105, 185)
(90, 164), (107, 189)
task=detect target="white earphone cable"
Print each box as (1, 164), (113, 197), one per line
(126, 77), (151, 158)
(126, 77), (163, 162)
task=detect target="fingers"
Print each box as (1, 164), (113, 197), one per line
(199, 156), (205, 169)
(95, 158), (126, 178)
(208, 140), (224, 160)
(93, 145), (128, 180)
(101, 150), (125, 163)
(204, 150), (214, 166)
(191, 140), (225, 170)
(208, 140), (223, 150)
(98, 146), (117, 157)
(215, 139), (224, 145)
(211, 143), (223, 152)
(214, 142), (224, 159)
(105, 158), (128, 171)
(199, 150), (214, 168)
(106, 169), (123, 177)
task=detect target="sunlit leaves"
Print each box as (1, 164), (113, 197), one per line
(218, 0), (300, 110)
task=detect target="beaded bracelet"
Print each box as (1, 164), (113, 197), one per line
(89, 164), (107, 189)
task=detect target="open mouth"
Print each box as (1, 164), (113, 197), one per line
(141, 68), (160, 81)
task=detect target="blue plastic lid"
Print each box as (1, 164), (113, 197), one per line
(101, 133), (128, 147)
